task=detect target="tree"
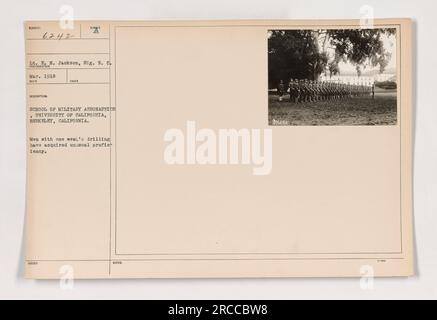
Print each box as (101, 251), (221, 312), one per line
(268, 28), (396, 88)
(327, 53), (341, 78)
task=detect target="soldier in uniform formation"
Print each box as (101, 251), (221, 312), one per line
(286, 79), (374, 103)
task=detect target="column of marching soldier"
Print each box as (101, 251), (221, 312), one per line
(277, 79), (375, 103)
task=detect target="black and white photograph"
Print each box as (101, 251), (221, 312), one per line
(268, 28), (397, 126)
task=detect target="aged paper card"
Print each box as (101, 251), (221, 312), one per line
(25, 19), (413, 279)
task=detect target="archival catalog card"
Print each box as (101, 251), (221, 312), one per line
(25, 19), (414, 279)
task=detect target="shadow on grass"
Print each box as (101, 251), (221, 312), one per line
(268, 96), (397, 126)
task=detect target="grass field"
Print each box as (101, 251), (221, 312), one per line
(268, 93), (397, 126)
